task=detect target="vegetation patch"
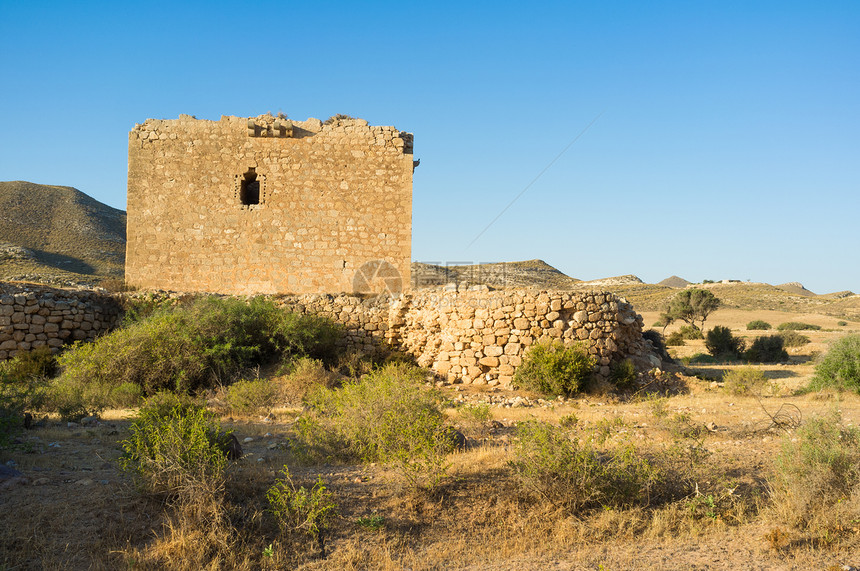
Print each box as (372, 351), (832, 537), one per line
(54, 296), (342, 400)
(744, 335), (789, 363)
(746, 320), (772, 330)
(806, 334), (860, 393)
(512, 339), (595, 397)
(777, 321), (821, 331)
(770, 411), (860, 531)
(705, 326), (745, 361)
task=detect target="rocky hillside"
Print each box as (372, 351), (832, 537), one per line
(0, 181), (126, 285)
(412, 260), (580, 290)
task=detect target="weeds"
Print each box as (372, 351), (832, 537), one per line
(723, 367), (770, 396)
(770, 411), (860, 531)
(267, 466), (337, 542)
(119, 396), (231, 501)
(510, 421), (656, 514)
(298, 363), (454, 489)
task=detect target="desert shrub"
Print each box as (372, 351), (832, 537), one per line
(685, 353), (717, 365)
(224, 378), (277, 415)
(3, 346), (58, 381)
(0, 352), (52, 443)
(705, 326), (745, 360)
(299, 363), (453, 489)
(664, 331), (685, 346)
(746, 320), (772, 331)
(609, 359), (637, 391)
(806, 334), (860, 393)
(119, 396), (230, 500)
(335, 350), (376, 378)
(510, 421), (656, 513)
(459, 403), (492, 424)
(678, 325), (704, 340)
(278, 357), (340, 404)
(838, 321), (848, 327)
(57, 296), (342, 397)
(778, 330), (811, 348)
(512, 340), (594, 397)
(770, 411), (860, 530)
(744, 335), (789, 363)
(723, 367), (769, 396)
(777, 321), (821, 331)
(267, 466), (337, 541)
(642, 329), (672, 363)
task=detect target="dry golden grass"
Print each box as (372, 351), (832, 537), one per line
(5, 306), (860, 569)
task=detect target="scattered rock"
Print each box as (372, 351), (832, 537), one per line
(75, 478), (94, 486)
(32, 477), (50, 486)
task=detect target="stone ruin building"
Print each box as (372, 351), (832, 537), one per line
(126, 114), (414, 295)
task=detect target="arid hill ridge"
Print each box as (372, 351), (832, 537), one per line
(0, 181), (125, 285)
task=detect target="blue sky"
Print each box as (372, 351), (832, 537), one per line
(1, 1), (858, 294)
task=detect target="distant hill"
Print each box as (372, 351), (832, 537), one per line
(0, 181), (125, 285)
(411, 260), (580, 289)
(575, 275), (644, 287)
(777, 282), (816, 297)
(658, 275), (691, 288)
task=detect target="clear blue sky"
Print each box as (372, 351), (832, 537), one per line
(1, 1), (858, 294)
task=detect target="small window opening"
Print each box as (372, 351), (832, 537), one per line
(240, 168), (260, 205)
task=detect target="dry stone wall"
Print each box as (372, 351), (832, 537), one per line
(276, 288), (660, 387)
(0, 283), (122, 360)
(126, 114), (413, 296)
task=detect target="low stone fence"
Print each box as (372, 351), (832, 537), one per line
(0, 282), (123, 359)
(0, 283), (662, 390)
(276, 288), (661, 388)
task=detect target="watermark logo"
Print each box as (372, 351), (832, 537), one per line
(353, 260), (403, 295)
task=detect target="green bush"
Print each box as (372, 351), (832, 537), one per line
(267, 466), (337, 540)
(705, 326), (744, 360)
(806, 334), (860, 393)
(510, 421), (656, 514)
(723, 367), (769, 396)
(609, 359), (637, 391)
(838, 321), (848, 327)
(684, 353), (717, 365)
(299, 363), (453, 489)
(224, 378), (278, 415)
(512, 340), (594, 397)
(744, 335), (789, 363)
(777, 321), (821, 331)
(678, 325), (704, 340)
(778, 330), (811, 348)
(3, 346), (58, 381)
(57, 296), (342, 397)
(770, 411), (860, 530)
(119, 396), (231, 500)
(278, 357), (340, 404)
(664, 331), (685, 346)
(746, 320), (772, 331)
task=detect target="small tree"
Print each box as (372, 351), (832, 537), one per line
(664, 289), (720, 332)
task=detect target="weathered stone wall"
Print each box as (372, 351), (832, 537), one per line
(126, 114), (413, 295)
(276, 288), (661, 387)
(0, 283), (122, 360)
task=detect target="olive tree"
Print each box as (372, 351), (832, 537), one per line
(664, 288), (720, 332)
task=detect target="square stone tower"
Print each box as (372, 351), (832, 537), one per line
(126, 114), (413, 295)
